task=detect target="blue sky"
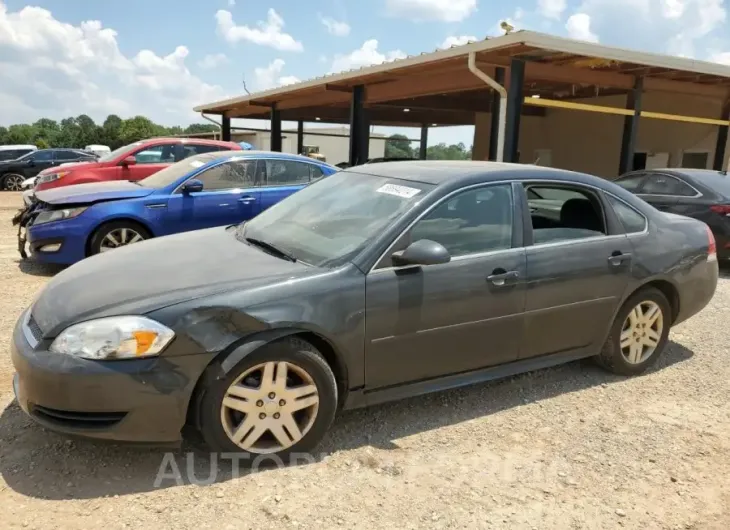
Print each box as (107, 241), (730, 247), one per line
(1, 0), (728, 147)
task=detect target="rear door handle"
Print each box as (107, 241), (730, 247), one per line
(487, 270), (519, 286)
(238, 196), (257, 204)
(608, 252), (632, 266)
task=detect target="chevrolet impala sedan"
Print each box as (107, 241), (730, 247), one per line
(11, 161), (718, 460)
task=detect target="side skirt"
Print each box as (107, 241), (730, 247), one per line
(343, 347), (595, 410)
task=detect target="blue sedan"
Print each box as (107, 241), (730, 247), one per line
(23, 151), (338, 265)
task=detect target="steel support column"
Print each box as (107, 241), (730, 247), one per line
(419, 124), (428, 160)
(270, 104), (282, 152)
(297, 120), (304, 155)
(349, 85), (369, 166)
(618, 78), (644, 175)
(488, 67), (506, 161)
(503, 60), (525, 163)
(713, 100), (730, 171)
(221, 116), (231, 142)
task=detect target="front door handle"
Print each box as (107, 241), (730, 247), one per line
(608, 252), (632, 266)
(487, 270), (519, 286)
(238, 196), (257, 204)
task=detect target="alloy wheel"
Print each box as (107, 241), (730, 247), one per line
(99, 228), (145, 252)
(620, 300), (663, 364)
(220, 361), (320, 454)
(4, 174), (24, 191)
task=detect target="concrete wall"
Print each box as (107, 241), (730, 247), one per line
(248, 127), (386, 165)
(473, 92), (730, 178)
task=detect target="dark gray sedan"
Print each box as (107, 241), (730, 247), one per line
(11, 161), (718, 459)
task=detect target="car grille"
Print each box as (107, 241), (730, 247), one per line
(30, 405), (127, 430)
(26, 314), (43, 342)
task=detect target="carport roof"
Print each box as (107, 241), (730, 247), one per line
(194, 30), (730, 126)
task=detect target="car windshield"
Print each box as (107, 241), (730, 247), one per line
(238, 171), (433, 267)
(98, 142), (144, 163)
(137, 153), (223, 188)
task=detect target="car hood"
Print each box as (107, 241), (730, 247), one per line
(30, 226), (317, 336)
(35, 181), (155, 205)
(38, 160), (103, 175)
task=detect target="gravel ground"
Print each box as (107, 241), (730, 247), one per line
(0, 191), (728, 529)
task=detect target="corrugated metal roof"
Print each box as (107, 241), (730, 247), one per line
(194, 30), (730, 113)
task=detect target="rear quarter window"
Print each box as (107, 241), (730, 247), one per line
(606, 195), (647, 233)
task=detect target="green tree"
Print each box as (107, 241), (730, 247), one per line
(119, 116), (159, 144)
(101, 115), (123, 148)
(57, 117), (81, 147)
(184, 123), (218, 134)
(427, 142), (472, 160)
(385, 134), (415, 159)
(36, 138), (50, 149)
(33, 118), (60, 147)
(75, 114), (101, 147)
(5, 124), (35, 144)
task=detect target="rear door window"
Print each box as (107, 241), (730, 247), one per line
(641, 174), (698, 197)
(264, 160), (316, 185)
(525, 183), (607, 244)
(614, 173), (647, 193)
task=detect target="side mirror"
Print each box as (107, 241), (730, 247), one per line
(182, 179), (204, 194)
(121, 156), (137, 167)
(391, 239), (451, 267)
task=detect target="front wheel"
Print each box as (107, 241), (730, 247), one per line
(595, 286), (671, 375)
(197, 338), (338, 462)
(88, 220), (151, 256)
(2, 173), (25, 191)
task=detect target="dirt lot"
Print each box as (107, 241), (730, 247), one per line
(0, 191), (728, 529)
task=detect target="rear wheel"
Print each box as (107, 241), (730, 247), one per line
(197, 338), (338, 462)
(596, 287), (671, 375)
(88, 220), (151, 256)
(2, 173), (25, 191)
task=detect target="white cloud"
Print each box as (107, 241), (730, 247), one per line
(538, 0), (567, 19)
(439, 35), (478, 49)
(215, 9), (303, 52)
(385, 0), (477, 22)
(0, 2), (226, 125)
(329, 39), (407, 73)
(710, 50), (730, 64)
(197, 52), (228, 69)
(565, 13), (599, 42)
(574, 0), (726, 59)
(227, 0), (235, 6)
(319, 15), (350, 36)
(254, 59), (300, 91)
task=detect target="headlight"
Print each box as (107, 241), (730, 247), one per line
(33, 207), (87, 225)
(38, 171), (70, 184)
(50, 316), (175, 360)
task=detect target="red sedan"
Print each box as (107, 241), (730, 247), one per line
(34, 138), (241, 191)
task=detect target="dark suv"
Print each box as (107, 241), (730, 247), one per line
(0, 149), (97, 191)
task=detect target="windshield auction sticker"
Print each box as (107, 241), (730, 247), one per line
(376, 183), (421, 199)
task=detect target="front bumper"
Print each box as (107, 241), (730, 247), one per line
(26, 217), (91, 265)
(11, 309), (211, 444)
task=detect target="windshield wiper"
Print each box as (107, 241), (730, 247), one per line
(244, 237), (297, 262)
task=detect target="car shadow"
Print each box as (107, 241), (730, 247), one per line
(17, 259), (65, 277)
(0, 340), (694, 500)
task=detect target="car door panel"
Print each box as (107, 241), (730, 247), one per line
(522, 236), (633, 359)
(365, 182), (526, 389)
(164, 189), (261, 233)
(365, 249), (527, 389)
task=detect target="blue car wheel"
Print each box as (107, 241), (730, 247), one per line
(89, 220), (151, 256)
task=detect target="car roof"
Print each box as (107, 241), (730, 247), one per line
(0, 144), (36, 150)
(342, 160), (582, 185)
(184, 150), (338, 167)
(141, 137), (239, 146)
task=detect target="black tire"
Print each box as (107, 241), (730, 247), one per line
(197, 337), (338, 463)
(595, 286), (671, 376)
(88, 220), (151, 256)
(2, 173), (25, 191)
